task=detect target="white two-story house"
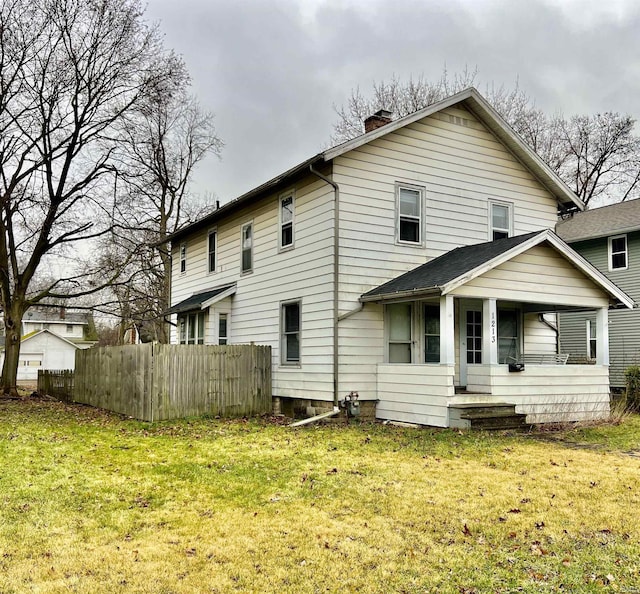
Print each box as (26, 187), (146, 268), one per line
(168, 88), (632, 427)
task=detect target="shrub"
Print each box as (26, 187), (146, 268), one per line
(624, 365), (640, 410)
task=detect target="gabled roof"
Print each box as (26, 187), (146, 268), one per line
(168, 88), (583, 244)
(556, 199), (640, 243)
(167, 283), (236, 315)
(361, 230), (634, 309)
(9, 329), (80, 350)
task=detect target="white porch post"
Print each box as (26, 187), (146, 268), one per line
(440, 295), (455, 364)
(483, 298), (498, 365)
(596, 306), (609, 366)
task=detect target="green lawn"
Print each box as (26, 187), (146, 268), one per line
(1, 399), (639, 593)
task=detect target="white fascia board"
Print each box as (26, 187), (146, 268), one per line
(201, 285), (237, 310)
(22, 329), (81, 349)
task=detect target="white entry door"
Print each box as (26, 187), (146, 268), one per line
(459, 304), (482, 387)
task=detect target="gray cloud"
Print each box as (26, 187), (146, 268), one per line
(144, 0), (640, 203)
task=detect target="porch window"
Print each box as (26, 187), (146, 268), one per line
(587, 320), (596, 359)
(387, 303), (412, 363)
(609, 235), (627, 270)
(498, 309), (519, 363)
(424, 304), (440, 363)
(466, 310), (482, 364)
(178, 312), (205, 345)
(489, 201), (512, 240)
(281, 300), (301, 364)
(397, 185), (423, 245)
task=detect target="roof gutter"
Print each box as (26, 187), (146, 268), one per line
(360, 287), (441, 303)
(309, 163), (340, 409)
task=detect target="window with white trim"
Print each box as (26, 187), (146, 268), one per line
(241, 222), (253, 273)
(180, 243), (187, 273)
(587, 320), (596, 360)
(208, 230), (217, 273)
(218, 314), (228, 346)
(178, 312), (205, 345)
(489, 201), (512, 240)
(397, 185), (423, 245)
(387, 303), (413, 363)
(280, 194), (294, 250)
(609, 234), (628, 270)
(281, 301), (301, 364)
(424, 304), (440, 363)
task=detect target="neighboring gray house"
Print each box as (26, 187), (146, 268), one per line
(556, 200), (640, 388)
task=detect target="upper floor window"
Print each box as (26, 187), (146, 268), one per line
(490, 201), (512, 240)
(66, 324), (73, 334)
(180, 243), (186, 273)
(397, 185), (423, 245)
(208, 230), (217, 274)
(609, 234), (627, 270)
(241, 222), (253, 273)
(280, 193), (294, 250)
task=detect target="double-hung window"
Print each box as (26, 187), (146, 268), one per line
(280, 194), (294, 250)
(489, 201), (512, 240)
(241, 222), (253, 273)
(179, 243), (187, 273)
(587, 320), (596, 360)
(281, 301), (301, 364)
(208, 230), (217, 273)
(397, 185), (423, 245)
(609, 235), (628, 270)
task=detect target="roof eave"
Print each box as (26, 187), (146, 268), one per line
(360, 287), (441, 303)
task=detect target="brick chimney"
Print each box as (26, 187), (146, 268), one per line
(364, 109), (393, 133)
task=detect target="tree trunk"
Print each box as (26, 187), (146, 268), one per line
(1, 302), (26, 397)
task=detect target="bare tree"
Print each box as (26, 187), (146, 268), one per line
(0, 0), (180, 394)
(103, 87), (222, 343)
(332, 69), (640, 207)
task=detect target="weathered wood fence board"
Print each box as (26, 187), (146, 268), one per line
(38, 369), (74, 402)
(71, 344), (271, 421)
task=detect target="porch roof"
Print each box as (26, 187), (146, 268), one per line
(360, 230), (634, 308)
(167, 283), (236, 315)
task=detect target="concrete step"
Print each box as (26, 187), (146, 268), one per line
(449, 402), (531, 431)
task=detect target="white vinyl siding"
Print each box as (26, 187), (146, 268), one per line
(170, 173), (335, 402)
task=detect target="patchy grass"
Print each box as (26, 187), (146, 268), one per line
(0, 400), (639, 593)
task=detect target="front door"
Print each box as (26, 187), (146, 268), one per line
(459, 304), (482, 387)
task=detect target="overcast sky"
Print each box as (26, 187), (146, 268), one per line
(144, 0), (640, 205)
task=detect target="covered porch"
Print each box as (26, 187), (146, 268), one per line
(361, 231), (634, 427)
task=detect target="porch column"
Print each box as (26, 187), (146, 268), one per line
(596, 306), (609, 366)
(440, 295), (455, 364)
(483, 298), (498, 365)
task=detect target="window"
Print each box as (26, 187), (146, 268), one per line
(497, 309), (519, 363)
(241, 222), (253, 273)
(280, 194), (294, 249)
(208, 230), (217, 273)
(609, 235), (628, 270)
(490, 201), (512, 240)
(180, 243), (186, 273)
(178, 312), (205, 345)
(66, 324), (73, 334)
(587, 320), (596, 360)
(218, 314), (228, 346)
(281, 301), (301, 364)
(397, 185), (423, 245)
(466, 310), (482, 364)
(387, 303), (412, 363)
(424, 304), (440, 363)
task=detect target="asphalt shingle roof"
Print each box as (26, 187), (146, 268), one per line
(361, 231), (542, 300)
(167, 285), (235, 315)
(556, 199), (640, 243)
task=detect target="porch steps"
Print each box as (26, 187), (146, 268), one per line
(448, 402), (531, 431)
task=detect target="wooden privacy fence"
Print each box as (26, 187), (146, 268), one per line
(38, 369), (74, 403)
(73, 343), (272, 421)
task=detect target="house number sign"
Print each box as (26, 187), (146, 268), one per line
(491, 311), (496, 343)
